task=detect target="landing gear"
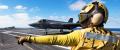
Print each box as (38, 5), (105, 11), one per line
(60, 29), (63, 33)
(45, 29), (48, 35)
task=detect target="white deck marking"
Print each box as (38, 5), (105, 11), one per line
(1, 30), (71, 50)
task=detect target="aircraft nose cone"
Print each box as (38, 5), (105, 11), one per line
(29, 22), (39, 27)
(29, 23), (34, 26)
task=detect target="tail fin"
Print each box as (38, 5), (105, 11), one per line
(68, 18), (73, 23)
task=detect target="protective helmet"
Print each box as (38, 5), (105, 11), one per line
(79, 1), (108, 25)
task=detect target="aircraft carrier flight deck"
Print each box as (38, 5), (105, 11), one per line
(0, 28), (70, 50)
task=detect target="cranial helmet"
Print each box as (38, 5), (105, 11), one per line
(79, 1), (108, 26)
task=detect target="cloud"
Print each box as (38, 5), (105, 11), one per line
(0, 13), (119, 28)
(0, 13), (42, 28)
(15, 5), (27, 10)
(69, 0), (105, 11)
(0, 15), (15, 27)
(0, 15), (13, 24)
(105, 17), (120, 28)
(0, 14), (78, 28)
(12, 13), (30, 24)
(69, 0), (87, 11)
(0, 5), (8, 10)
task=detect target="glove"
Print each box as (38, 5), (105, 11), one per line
(16, 36), (32, 45)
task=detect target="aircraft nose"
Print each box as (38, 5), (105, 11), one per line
(29, 22), (39, 27)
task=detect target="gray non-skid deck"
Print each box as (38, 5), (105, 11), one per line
(0, 29), (70, 50)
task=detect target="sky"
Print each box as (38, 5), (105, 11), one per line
(0, 0), (120, 28)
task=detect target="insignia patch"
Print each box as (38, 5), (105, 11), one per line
(85, 32), (118, 43)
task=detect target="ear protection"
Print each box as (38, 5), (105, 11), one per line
(91, 13), (103, 25)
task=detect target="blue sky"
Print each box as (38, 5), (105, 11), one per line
(0, 0), (119, 28)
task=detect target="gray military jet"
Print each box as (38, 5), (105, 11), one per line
(29, 18), (80, 34)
